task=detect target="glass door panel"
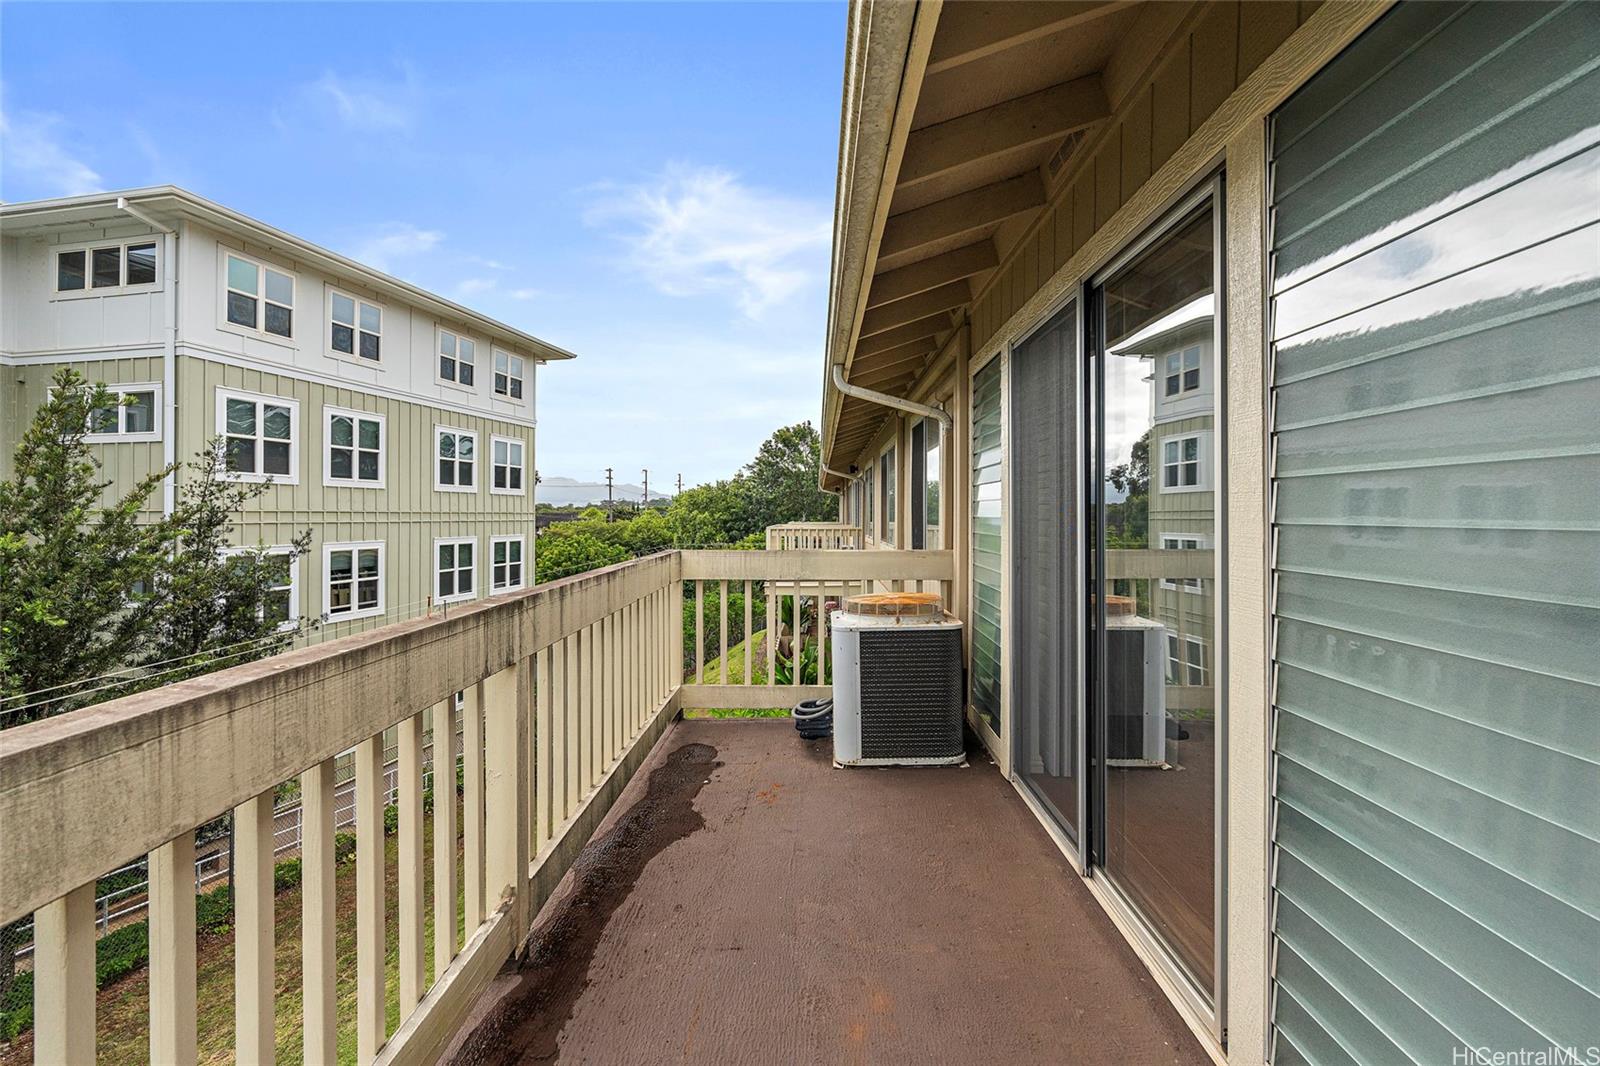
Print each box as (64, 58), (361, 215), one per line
(1012, 301), (1080, 840)
(1089, 196), (1221, 1000)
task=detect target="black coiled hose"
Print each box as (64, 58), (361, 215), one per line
(791, 697), (834, 740)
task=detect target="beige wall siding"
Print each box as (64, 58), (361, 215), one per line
(1, 357), (169, 516)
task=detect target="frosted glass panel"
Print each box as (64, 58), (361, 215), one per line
(1267, 4), (1600, 1062)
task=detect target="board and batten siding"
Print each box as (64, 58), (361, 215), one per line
(177, 355), (536, 639)
(1266, 3), (1600, 1062)
(1, 357), (169, 516)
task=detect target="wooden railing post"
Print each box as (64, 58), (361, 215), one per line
(354, 734), (386, 1063)
(484, 657), (532, 936)
(463, 685), (486, 930)
(33, 883), (96, 1064)
(398, 710), (425, 1017)
(433, 699), (459, 976)
(534, 646), (554, 854)
(302, 758), (337, 1066)
(233, 787), (276, 1064)
(149, 831), (197, 1066)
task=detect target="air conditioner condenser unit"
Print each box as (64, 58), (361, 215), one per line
(830, 593), (965, 767)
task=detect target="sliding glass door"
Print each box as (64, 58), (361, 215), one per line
(1012, 301), (1080, 840)
(1087, 185), (1223, 1008)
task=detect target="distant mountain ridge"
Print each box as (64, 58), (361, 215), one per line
(537, 476), (673, 507)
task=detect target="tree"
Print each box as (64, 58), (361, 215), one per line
(1106, 429), (1151, 547)
(667, 479), (753, 546)
(535, 532), (628, 584)
(139, 440), (313, 684)
(740, 421), (836, 530)
(0, 368), (311, 725)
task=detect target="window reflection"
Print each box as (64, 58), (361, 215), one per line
(1093, 201), (1218, 997)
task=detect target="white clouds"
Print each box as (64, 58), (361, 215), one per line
(585, 163), (831, 319)
(307, 68), (418, 132)
(346, 222), (444, 272)
(0, 100), (102, 197)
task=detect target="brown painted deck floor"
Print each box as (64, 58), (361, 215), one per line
(444, 719), (1211, 1066)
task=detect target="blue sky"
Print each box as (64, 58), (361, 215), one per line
(0, 1), (845, 489)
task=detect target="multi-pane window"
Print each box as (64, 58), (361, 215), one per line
(1164, 345), (1201, 397)
(225, 548), (298, 630)
(80, 384), (161, 442)
(912, 416), (942, 550)
(1166, 634), (1207, 686)
(1161, 434), (1202, 490)
(1159, 534), (1205, 591)
(325, 543), (383, 620)
(226, 254), (294, 338)
(435, 538), (477, 604)
(493, 351), (525, 399)
(330, 292), (382, 361)
(218, 390), (298, 483)
(325, 409), (384, 487)
(491, 436), (526, 495)
(491, 535), (525, 593)
(435, 427), (478, 491)
(439, 330), (476, 386)
(56, 241), (158, 292)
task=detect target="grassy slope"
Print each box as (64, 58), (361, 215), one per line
(2, 796), (466, 1066)
(687, 630), (790, 719)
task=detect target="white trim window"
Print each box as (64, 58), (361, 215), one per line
(493, 351), (525, 399)
(1163, 345), (1202, 398)
(439, 329), (477, 387)
(1159, 533), (1208, 592)
(55, 239), (159, 295)
(1160, 432), (1205, 492)
(435, 427), (478, 492)
(435, 537), (478, 604)
(330, 290), (382, 362)
(490, 535), (526, 593)
(217, 389), (299, 483)
(1166, 633), (1208, 686)
(224, 546), (300, 631)
(324, 407), (385, 488)
(490, 435), (526, 495)
(71, 382), (162, 442)
(225, 253), (295, 339)
(324, 542), (384, 621)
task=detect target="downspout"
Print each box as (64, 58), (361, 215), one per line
(830, 362), (952, 432)
(117, 197), (178, 517)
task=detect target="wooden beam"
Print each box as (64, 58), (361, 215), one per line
(899, 76), (1109, 188)
(854, 365), (921, 391)
(860, 280), (971, 336)
(879, 173), (1045, 260)
(854, 337), (938, 371)
(868, 242), (996, 308)
(927, 1), (1132, 75)
(855, 312), (953, 356)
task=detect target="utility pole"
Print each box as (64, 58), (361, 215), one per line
(676, 473), (683, 497)
(604, 467), (614, 522)
(641, 469), (649, 509)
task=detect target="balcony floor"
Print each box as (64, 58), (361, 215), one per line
(444, 718), (1210, 1065)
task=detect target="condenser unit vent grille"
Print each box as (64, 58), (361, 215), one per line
(857, 628), (964, 760)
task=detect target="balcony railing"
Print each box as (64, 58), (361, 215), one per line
(0, 546), (951, 1065)
(764, 521), (862, 550)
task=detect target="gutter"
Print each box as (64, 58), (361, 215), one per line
(830, 362), (952, 433)
(117, 197), (178, 517)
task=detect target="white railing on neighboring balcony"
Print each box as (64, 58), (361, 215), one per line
(0, 546), (951, 1065)
(764, 522), (863, 551)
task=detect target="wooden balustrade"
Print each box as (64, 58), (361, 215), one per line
(0, 546), (947, 1063)
(764, 521), (864, 551)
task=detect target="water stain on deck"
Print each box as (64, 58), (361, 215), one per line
(445, 742), (721, 1065)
